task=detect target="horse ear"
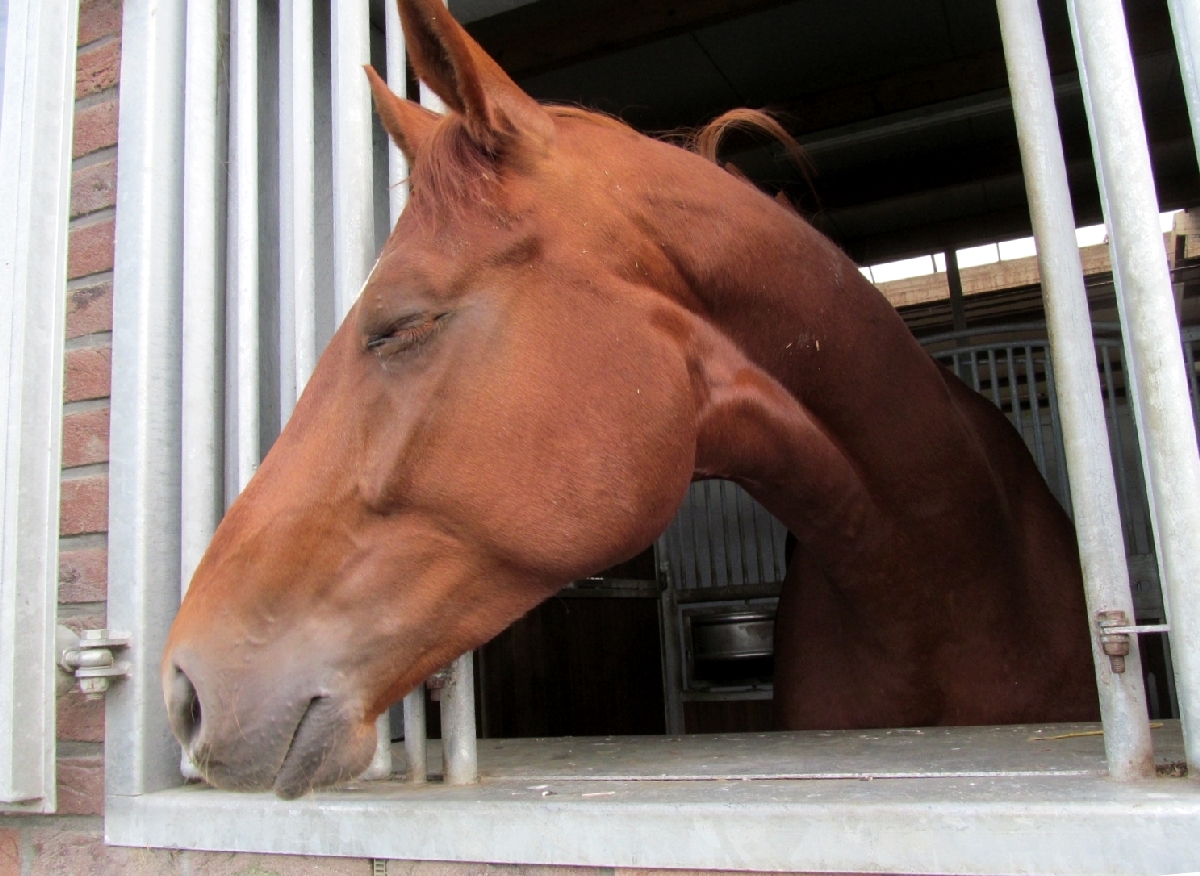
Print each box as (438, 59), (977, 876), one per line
(397, 0), (553, 151)
(364, 65), (438, 163)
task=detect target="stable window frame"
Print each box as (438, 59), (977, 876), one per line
(103, 0), (1200, 871)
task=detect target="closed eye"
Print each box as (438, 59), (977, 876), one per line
(366, 312), (452, 356)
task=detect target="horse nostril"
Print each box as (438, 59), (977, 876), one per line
(168, 665), (202, 746)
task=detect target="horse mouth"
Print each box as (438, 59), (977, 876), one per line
(273, 695), (354, 799)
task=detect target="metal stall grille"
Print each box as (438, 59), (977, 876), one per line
(101, 0), (1200, 867)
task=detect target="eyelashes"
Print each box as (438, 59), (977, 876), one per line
(365, 311), (453, 357)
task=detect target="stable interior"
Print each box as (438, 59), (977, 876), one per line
(381, 0), (1199, 748)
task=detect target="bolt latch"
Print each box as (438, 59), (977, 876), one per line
(58, 627), (131, 700)
(426, 667), (452, 702)
(1095, 610), (1171, 674)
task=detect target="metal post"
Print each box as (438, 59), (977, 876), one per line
(441, 654), (478, 785)
(228, 0), (260, 495)
(945, 249), (968, 334)
(280, 0), (318, 403)
(1067, 0), (1200, 773)
(330, 0), (375, 322)
(403, 687), (427, 783)
(0, 0), (78, 811)
(1168, 0), (1200, 171)
(996, 0), (1154, 780)
(106, 0), (188, 797)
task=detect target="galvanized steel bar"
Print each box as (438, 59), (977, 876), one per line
(0, 0), (78, 811)
(1168, 0), (1200, 170)
(181, 0), (226, 587)
(403, 686), (427, 783)
(106, 0), (188, 797)
(280, 0), (318, 404)
(330, 0), (375, 322)
(385, 0), (410, 224)
(1066, 0), (1200, 772)
(997, 0), (1154, 779)
(441, 653), (478, 785)
(228, 0), (260, 493)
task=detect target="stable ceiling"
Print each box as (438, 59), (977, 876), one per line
(440, 0), (1199, 264)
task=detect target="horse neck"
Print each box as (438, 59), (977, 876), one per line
(639, 163), (943, 549)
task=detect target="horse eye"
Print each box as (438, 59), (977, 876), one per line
(366, 312), (451, 356)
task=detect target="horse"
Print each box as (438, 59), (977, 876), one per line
(161, 0), (1099, 799)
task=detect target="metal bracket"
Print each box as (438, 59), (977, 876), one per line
(426, 667), (451, 702)
(57, 626), (131, 700)
(1095, 610), (1170, 674)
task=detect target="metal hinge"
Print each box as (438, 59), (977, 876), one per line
(1095, 610), (1170, 673)
(56, 625), (131, 699)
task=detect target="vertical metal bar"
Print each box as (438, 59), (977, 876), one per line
(330, 0), (375, 322)
(986, 349), (1002, 408)
(1066, 0), (1200, 773)
(403, 686), (427, 783)
(385, 0), (410, 224)
(1008, 347), (1026, 439)
(997, 0), (1154, 779)
(383, 0), (423, 784)
(181, 0), (226, 588)
(1101, 344), (1136, 549)
(946, 248), (968, 334)
(106, 0), (189, 797)
(441, 653), (478, 785)
(179, 0), (226, 783)
(0, 0), (78, 811)
(280, 0), (317, 404)
(1026, 346), (1048, 473)
(228, 0), (260, 494)
(1043, 347), (1073, 510)
(1168, 0), (1200, 171)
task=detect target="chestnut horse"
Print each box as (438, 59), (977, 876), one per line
(162, 0), (1098, 799)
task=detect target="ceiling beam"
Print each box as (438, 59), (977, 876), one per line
(465, 0), (796, 79)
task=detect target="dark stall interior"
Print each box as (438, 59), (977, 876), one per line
(385, 0), (1199, 740)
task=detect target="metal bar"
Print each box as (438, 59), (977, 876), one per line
(997, 0), (1155, 780)
(403, 687), (428, 783)
(330, 0), (375, 322)
(106, 0), (189, 798)
(0, 0), (78, 811)
(946, 248), (968, 334)
(179, 0), (226, 783)
(1167, 0), (1200, 171)
(385, 0), (410, 224)
(441, 653), (478, 785)
(228, 0), (260, 494)
(1043, 348), (1072, 509)
(1066, 0), (1200, 772)
(181, 0), (226, 589)
(1025, 347), (1048, 473)
(280, 0), (317, 404)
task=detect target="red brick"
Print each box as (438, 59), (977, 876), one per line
(186, 851), (371, 875)
(56, 755), (104, 815)
(78, 0), (123, 46)
(66, 279), (114, 338)
(57, 686), (105, 742)
(76, 40), (121, 99)
(68, 217), (116, 279)
(60, 476), (108, 536)
(26, 828), (176, 876)
(71, 158), (117, 218)
(59, 547), (107, 602)
(64, 346), (112, 403)
(62, 407), (110, 468)
(0, 828), (18, 876)
(73, 98), (119, 158)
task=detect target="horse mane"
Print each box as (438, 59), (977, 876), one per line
(406, 104), (811, 221)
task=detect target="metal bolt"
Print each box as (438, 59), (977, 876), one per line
(426, 668), (451, 702)
(1097, 609), (1131, 673)
(79, 677), (110, 700)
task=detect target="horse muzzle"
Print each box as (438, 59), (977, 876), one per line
(164, 652), (377, 799)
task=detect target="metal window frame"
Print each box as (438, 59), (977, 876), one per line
(103, 0), (1200, 871)
(0, 0), (79, 813)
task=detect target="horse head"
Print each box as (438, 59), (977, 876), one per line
(162, 0), (761, 798)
